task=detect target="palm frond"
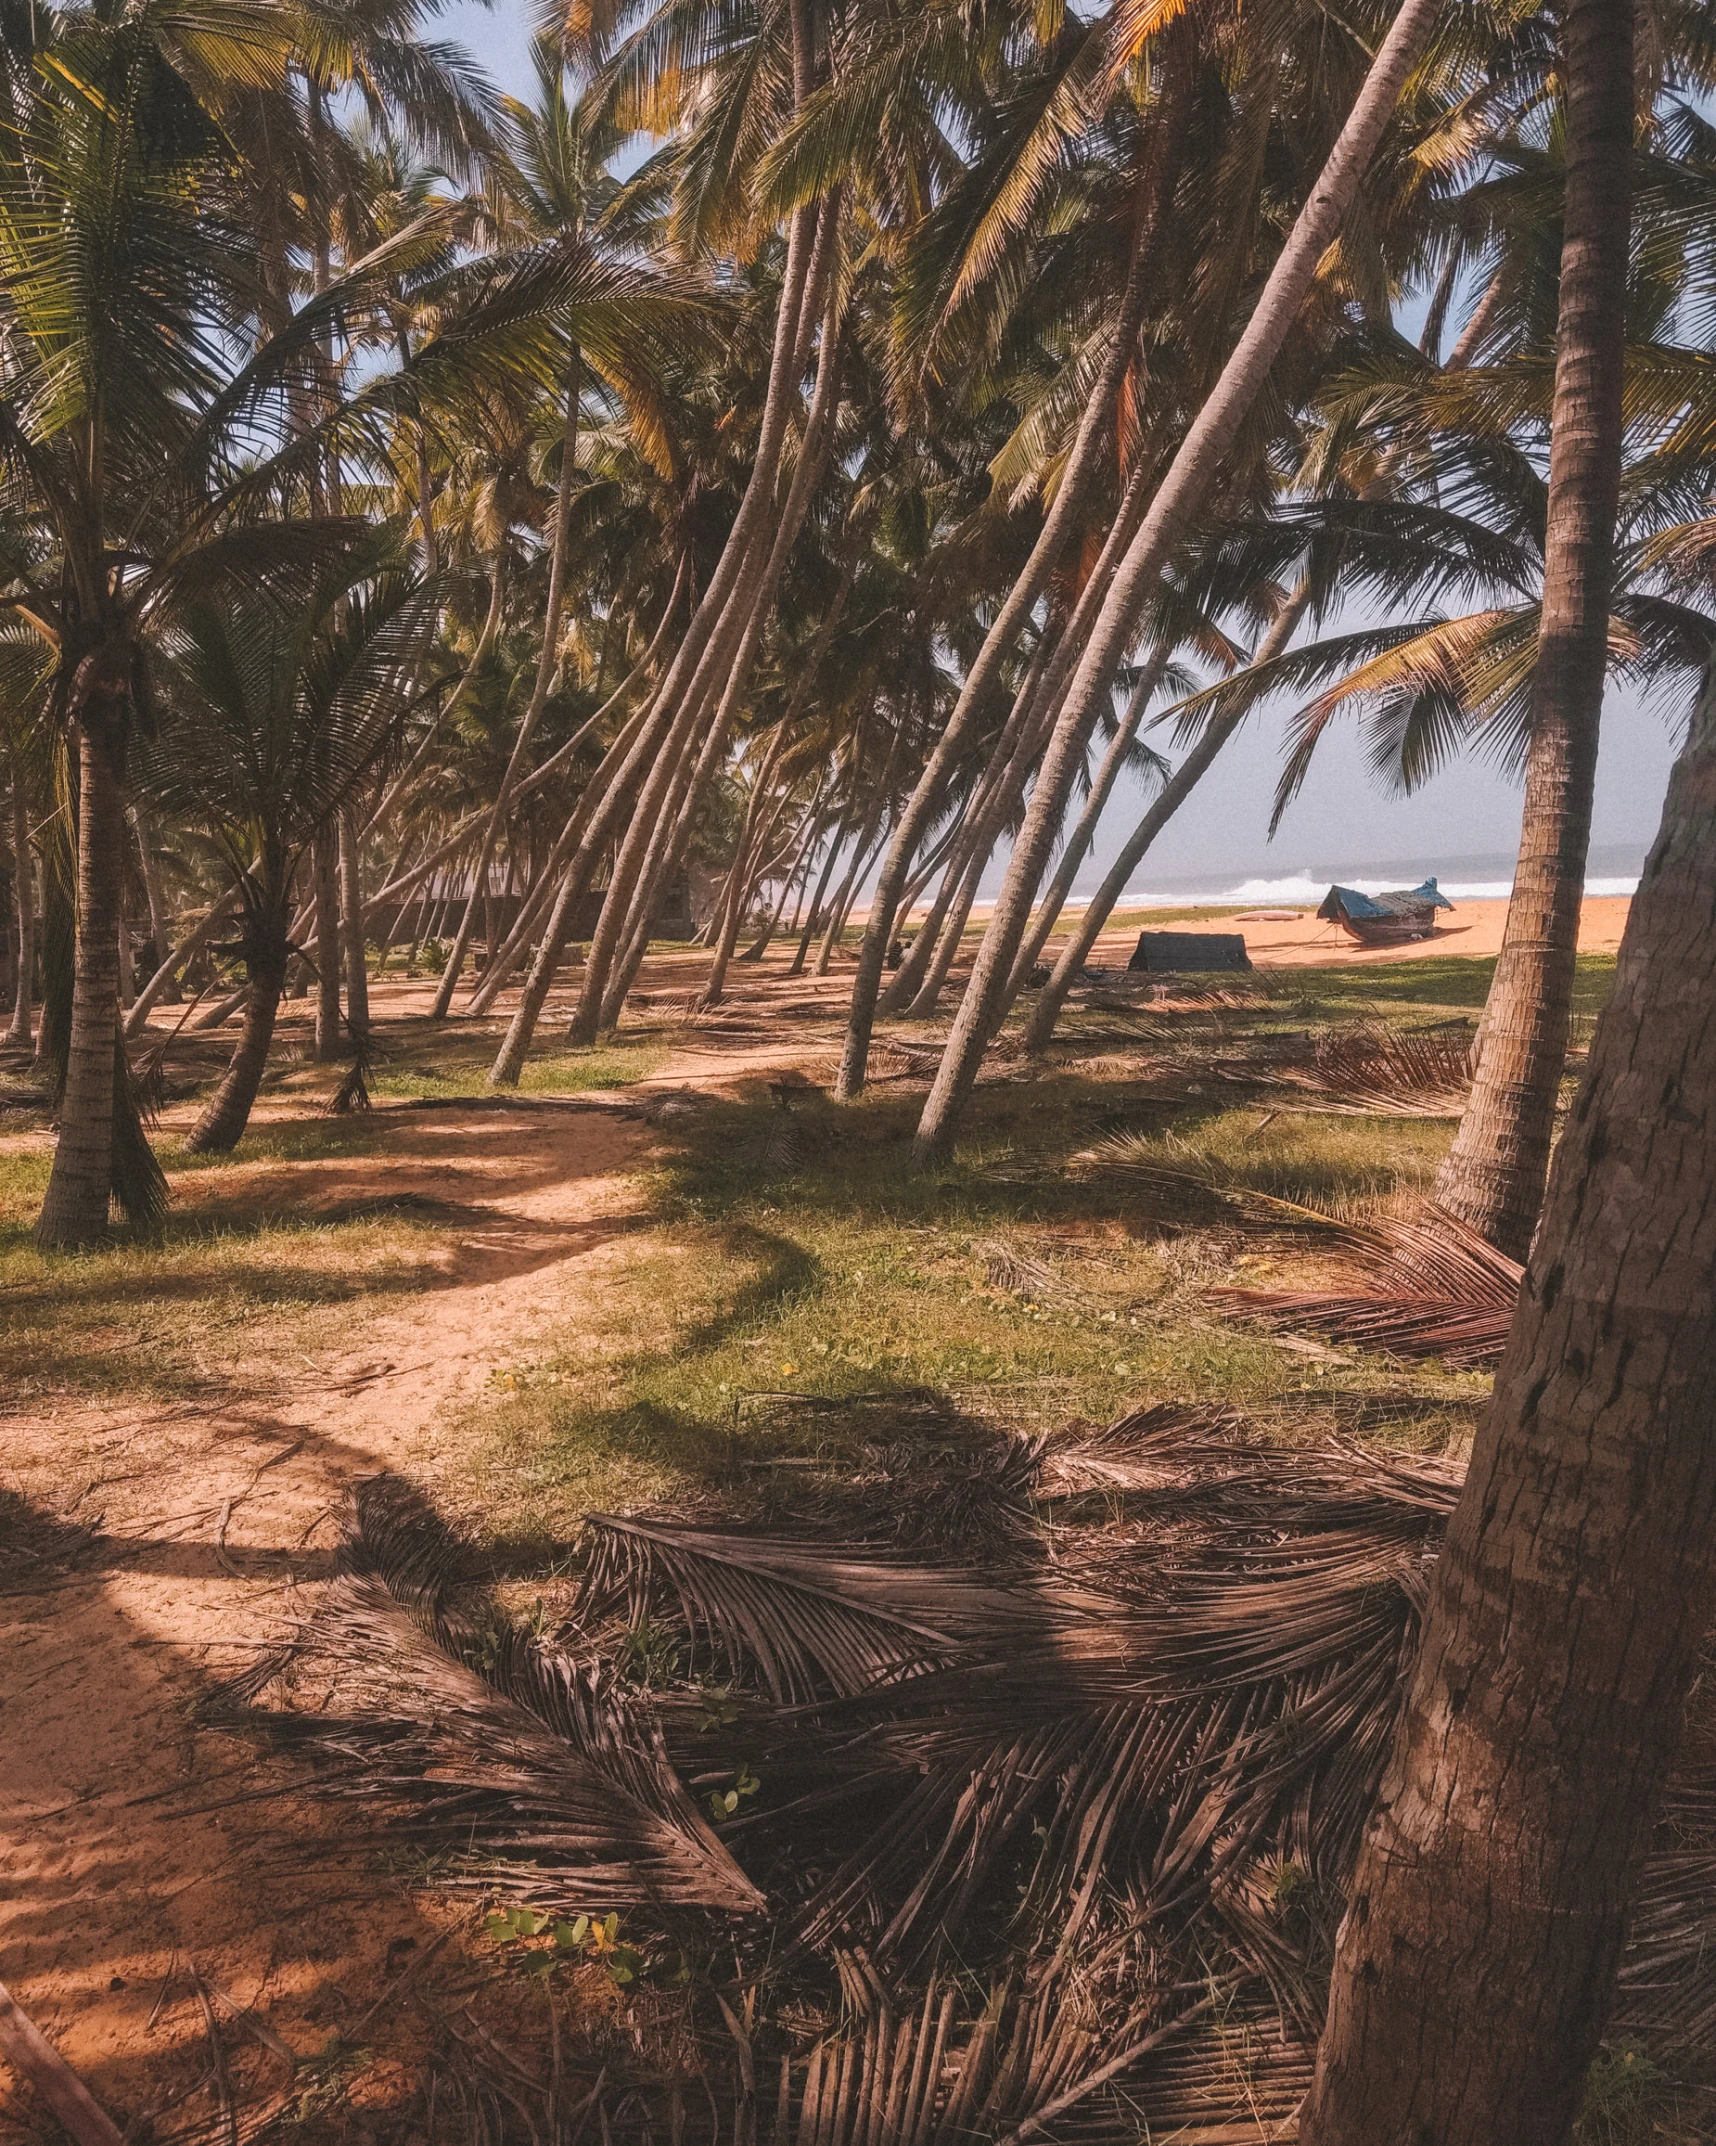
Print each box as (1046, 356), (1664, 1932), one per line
(246, 1477), (766, 1916)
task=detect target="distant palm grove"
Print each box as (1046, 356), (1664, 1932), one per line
(1, 0), (1711, 1265)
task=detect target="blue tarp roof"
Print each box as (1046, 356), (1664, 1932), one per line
(1318, 877), (1454, 922)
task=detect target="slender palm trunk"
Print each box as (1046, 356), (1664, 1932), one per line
(433, 357), (581, 1017)
(1307, 632), (1715, 2146)
(789, 814), (851, 975)
(1006, 642), (1173, 997)
(186, 919), (289, 1155)
(913, 0), (1442, 1162)
(1431, 0), (1634, 1260)
(313, 825), (342, 1061)
(568, 193), (839, 1043)
(7, 756), (33, 1046)
(834, 39), (1195, 1097)
(340, 808), (369, 1034)
(36, 718), (129, 1247)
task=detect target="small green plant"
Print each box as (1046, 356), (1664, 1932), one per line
(1576, 2040), (1671, 2145)
(708, 1763), (760, 1821)
(620, 1618), (682, 1687)
(484, 1905), (646, 1986)
(698, 1682), (741, 1732)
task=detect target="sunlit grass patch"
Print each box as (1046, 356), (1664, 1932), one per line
(458, 1062), (1481, 1551)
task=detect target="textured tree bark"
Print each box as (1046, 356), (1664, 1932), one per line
(1432, 0), (1634, 1260)
(913, 0), (1442, 1160)
(185, 914), (289, 1154)
(832, 33), (1196, 1096)
(1306, 647), (1716, 2146)
(36, 719), (127, 1247)
(7, 754), (33, 1046)
(339, 808), (369, 1034)
(312, 825), (342, 1062)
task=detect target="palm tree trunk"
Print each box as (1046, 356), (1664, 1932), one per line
(7, 754), (33, 1047)
(1431, 0), (1634, 1260)
(833, 38), (1195, 1096)
(1005, 641), (1173, 997)
(432, 353), (581, 1017)
(789, 812), (852, 976)
(1306, 598), (1711, 2146)
(913, 0), (1442, 1163)
(568, 196), (840, 1043)
(340, 808), (369, 1034)
(1022, 578), (1315, 1051)
(35, 722), (128, 1248)
(313, 825), (342, 1062)
(186, 922), (289, 1155)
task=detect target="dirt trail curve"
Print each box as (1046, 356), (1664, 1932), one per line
(0, 1081), (704, 2130)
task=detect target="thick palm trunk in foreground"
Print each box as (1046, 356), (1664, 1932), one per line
(912, 0), (1442, 1161)
(1307, 649), (1716, 2145)
(1432, 0), (1634, 1260)
(35, 718), (127, 1247)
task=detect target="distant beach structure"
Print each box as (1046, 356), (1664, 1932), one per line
(1317, 877), (1454, 947)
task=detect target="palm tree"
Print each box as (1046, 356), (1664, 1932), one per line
(1428, 0), (1639, 1257)
(138, 550), (439, 1152)
(910, 0), (1447, 1163)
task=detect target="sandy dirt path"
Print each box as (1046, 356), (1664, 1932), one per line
(1, 1093), (658, 2131)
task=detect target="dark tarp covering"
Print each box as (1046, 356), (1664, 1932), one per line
(1128, 931), (1252, 973)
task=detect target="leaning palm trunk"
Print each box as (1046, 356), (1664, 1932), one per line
(469, 698), (663, 1027)
(125, 881), (245, 1037)
(913, 0), (1443, 1162)
(432, 358), (581, 1018)
(570, 210), (844, 1041)
(700, 720), (805, 1006)
(36, 713), (130, 1247)
(1006, 642), (1174, 999)
(7, 755), (33, 1046)
(1429, 0), (1634, 1261)
(833, 37), (1195, 1099)
(1023, 580), (1316, 1051)
(460, 560), (691, 1019)
(185, 910), (290, 1155)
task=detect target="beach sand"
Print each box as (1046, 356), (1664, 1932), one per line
(1085, 892), (1632, 971)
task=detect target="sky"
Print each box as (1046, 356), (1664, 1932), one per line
(425, 0), (1684, 895)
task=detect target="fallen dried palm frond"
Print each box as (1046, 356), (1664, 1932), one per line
(1071, 1134), (1365, 1244)
(231, 1412), (1716, 2141)
(1207, 1203), (1522, 1368)
(245, 1478), (764, 1916)
(1246, 1023), (1474, 1117)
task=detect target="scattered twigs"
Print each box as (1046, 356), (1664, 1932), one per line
(0, 1977), (126, 2146)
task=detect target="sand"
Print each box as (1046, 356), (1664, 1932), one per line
(1080, 893), (1631, 971)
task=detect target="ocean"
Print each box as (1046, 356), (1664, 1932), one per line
(1082, 842), (1646, 910)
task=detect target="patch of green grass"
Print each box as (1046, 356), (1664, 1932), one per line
(460, 1062), (1480, 1549)
(0, 1125), (452, 1409)
(367, 1034), (667, 1099)
(1280, 952), (1617, 1017)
